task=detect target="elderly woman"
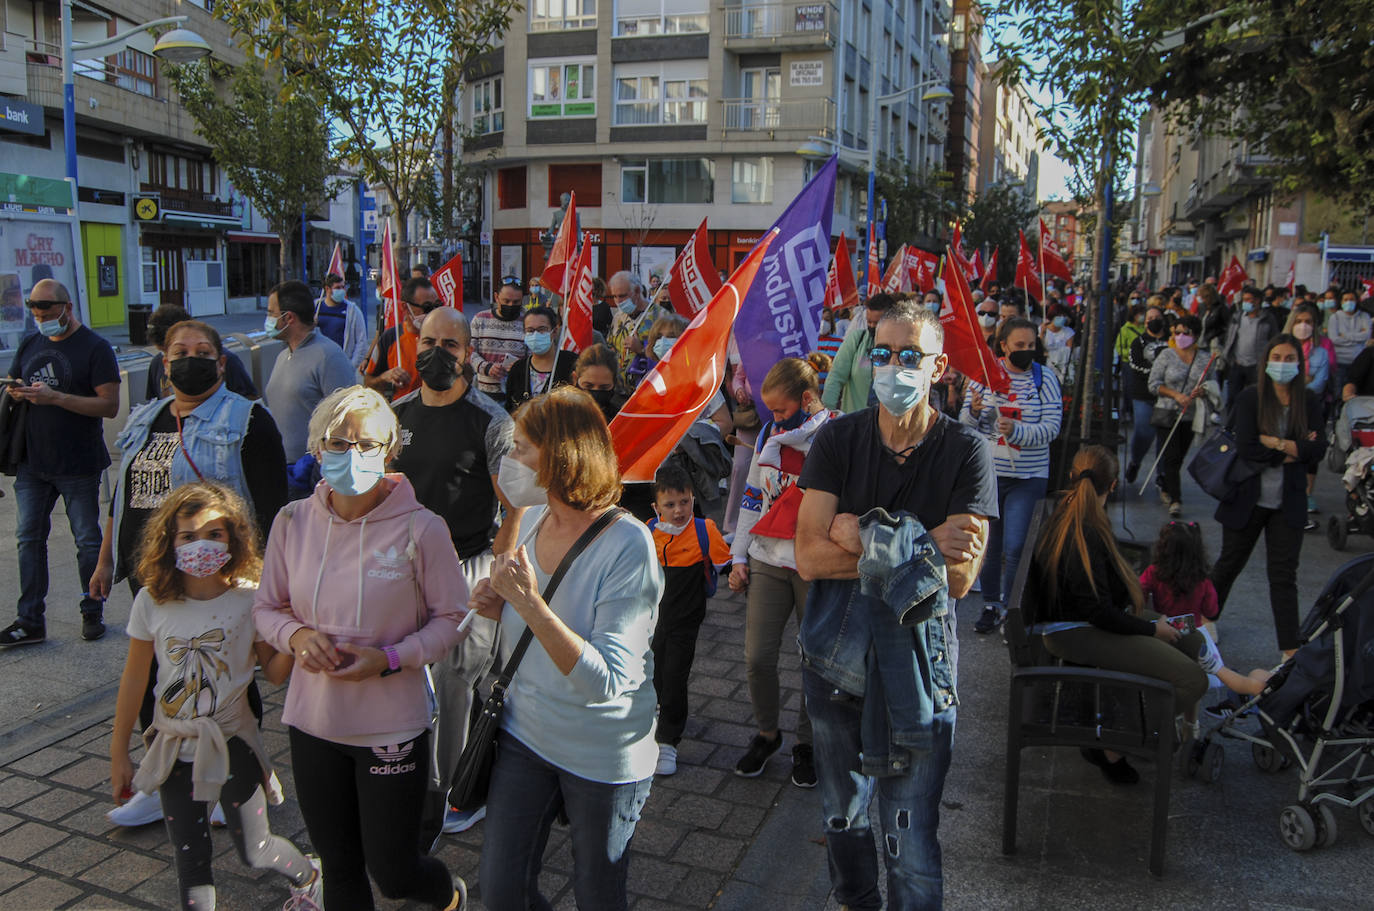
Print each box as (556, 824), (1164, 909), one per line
(471, 385), (663, 911)
(254, 386), (470, 911)
(91, 319), (286, 826)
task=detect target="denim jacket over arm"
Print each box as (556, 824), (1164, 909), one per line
(800, 507), (955, 778)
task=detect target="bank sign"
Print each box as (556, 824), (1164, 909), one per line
(0, 99), (44, 137)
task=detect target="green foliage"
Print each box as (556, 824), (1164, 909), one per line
(214, 0), (518, 257)
(169, 58), (336, 280)
(875, 158), (963, 252)
(963, 182), (1041, 285)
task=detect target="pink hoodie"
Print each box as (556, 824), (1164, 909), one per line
(253, 474), (468, 742)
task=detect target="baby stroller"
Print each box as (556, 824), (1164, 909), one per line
(1185, 553), (1374, 851)
(1326, 395), (1374, 550)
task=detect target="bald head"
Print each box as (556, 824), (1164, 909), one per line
(419, 306), (470, 356)
(27, 278), (77, 338)
(30, 278), (71, 304)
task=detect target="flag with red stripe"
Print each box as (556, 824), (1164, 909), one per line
(666, 218), (722, 317)
(431, 251), (463, 307)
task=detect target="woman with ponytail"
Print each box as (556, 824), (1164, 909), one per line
(1032, 445), (1208, 784)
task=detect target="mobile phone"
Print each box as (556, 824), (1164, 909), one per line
(0, 377), (20, 387)
(1166, 614), (1196, 634)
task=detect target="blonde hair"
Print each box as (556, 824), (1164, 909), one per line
(761, 357), (821, 401)
(513, 385), (622, 510)
(136, 482), (261, 604)
(306, 385), (401, 461)
(646, 314), (689, 358)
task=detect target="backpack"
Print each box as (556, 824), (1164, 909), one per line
(648, 516), (718, 598)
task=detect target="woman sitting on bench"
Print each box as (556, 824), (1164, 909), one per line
(1032, 445), (1209, 784)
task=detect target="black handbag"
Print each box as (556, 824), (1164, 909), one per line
(448, 507), (626, 812)
(1150, 402), (1179, 429)
(1187, 426), (1262, 500)
(0, 385), (30, 476)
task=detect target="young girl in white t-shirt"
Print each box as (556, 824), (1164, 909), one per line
(109, 482), (321, 910)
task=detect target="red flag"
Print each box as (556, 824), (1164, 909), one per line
(1038, 218), (1073, 282)
(559, 236), (596, 353)
(971, 249), (985, 283)
(881, 243), (908, 293)
(980, 248), (1000, 293)
(1360, 276), (1374, 301)
(1015, 231), (1042, 301)
(665, 218), (722, 317)
(907, 248), (940, 293)
(314, 241), (347, 317)
(430, 251), (463, 307)
(940, 245), (1011, 395)
(541, 191), (577, 296)
(951, 223), (966, 261)
(1217, 255), (1247, 299)
(610, 231), (777, 482)
(865, 224), (881, 295)
(823, 231), (860, 315)
(379, 219), (402, 368)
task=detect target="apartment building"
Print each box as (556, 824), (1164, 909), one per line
(944, 0), (980, 200)
(974, 58), (1041, 202)
(458, 0), (954, 295)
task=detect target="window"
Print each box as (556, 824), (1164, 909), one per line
(529, 59), (596, 118)
(113, 48), (157, 97)
(548, 164), (603, 207)
(619, 159), (714, 204)
(614, 61), (707, 125)
(530, 0), (596, 31)
(615, 0), (707, 36)
(498, 166), (527, 209)
(471, 77), (503, 134)
(731, 157), (773, 204)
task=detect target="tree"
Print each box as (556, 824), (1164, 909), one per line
(215, 0), (518, 266)
(963, 181), (1041, 286)
(169, 58), (336, 281)
(875, 157), (963, 253)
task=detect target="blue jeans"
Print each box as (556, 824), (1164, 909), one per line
(1128, 399), (1157, 469)
(804, 669), (956, 911)
(978, 475), (1048, 607)
(15, 466), (104, 627)
(480, 731), (652, 911)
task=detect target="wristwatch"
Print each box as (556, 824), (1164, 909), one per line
(379, 646), (402, 677)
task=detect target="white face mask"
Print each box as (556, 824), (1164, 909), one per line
(497, 455), (547, 508)
(1291, 322), (1314, 340)
(655, 519), (688, 537)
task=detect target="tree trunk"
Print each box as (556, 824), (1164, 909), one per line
(275, 219), (292, 284)
(396, 206), (412, 273)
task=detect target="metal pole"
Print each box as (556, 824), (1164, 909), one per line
(61, 0), (77, 183)
(864, 1), (880, 297)
(357, 178), (369, 324)
(300, 205), (308, 282)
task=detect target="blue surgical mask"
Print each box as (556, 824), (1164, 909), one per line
(871, 364), (929, 417)
(617, 298), (638, 317)
(1241, 301), (1256, 314)
(320, 448), (386, 497)
(1052, 315), (1067, 329)
(1319, 298), (1335, 310)
(264, 314), (284, 338)
(524, 330), (552, 355)
(36, 313), (67, 338)
(653, 336), (675, 360)
(926, 300), (942, 314)
(1343, 300), (1358, 314)
(330, 288), (346, 303)
(1265, 361), (1299, 385)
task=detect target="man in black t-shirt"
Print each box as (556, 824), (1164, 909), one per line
(3, 280), (120, 645)
(388, 305), (524, 834)
(795, 299), (997, 908)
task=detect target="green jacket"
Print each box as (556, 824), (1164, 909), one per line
(1114, 321), (1143, 362)
(822, 326), (875, 413)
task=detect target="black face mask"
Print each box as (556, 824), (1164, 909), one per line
(415, 345), (459, 391)
(1007, 349), (1036, 371)
(497, 304), (522, 321)
(168, 356), (220, 396)
(583, 387), (618, 420)
(1146, 318), (1165, 335)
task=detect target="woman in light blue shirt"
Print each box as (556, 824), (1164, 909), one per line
(471, 386), (663, 911)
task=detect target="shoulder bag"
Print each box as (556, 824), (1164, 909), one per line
(448, 506), (626, 812)
(0, 385), (30, 476)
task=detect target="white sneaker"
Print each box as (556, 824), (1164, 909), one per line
(106, 790), (163, 827)
(441, 805), (486, 834)
(282, 854), (323, 910)
(265, 770), (285, 806)
(210, 803), (226, 827)
(655, 743), (678, 776)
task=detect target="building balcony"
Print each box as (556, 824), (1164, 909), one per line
(721, 1), (839, 51)
(141, 184), (236, 219)
(720, 97), (835, 142)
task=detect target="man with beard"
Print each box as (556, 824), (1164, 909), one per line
(390, 305), (525, 835)
(469, 275), (529, 406)
(364, 276), (438, 400)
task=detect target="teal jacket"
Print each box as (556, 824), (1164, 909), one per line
(822, 326), (874, 413)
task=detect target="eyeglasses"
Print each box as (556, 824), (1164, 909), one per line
(499, 275), (522, 287)
(404, 300), (439, 314)
(870, 346), (935, 369)
(25, 299), (63, 311)
(322, 437), (385, 455)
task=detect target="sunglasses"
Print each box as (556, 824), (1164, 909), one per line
(25, 299), (64, 311)
(870, 346), (935, 369)
(404, 300), (439, 314)
(499, 275), (522, 287)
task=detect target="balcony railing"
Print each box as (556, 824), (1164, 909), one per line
(141, 185), (235, 218)
(722, 2), (838, 48)
(721, 97), (835, 139)
(26, 37), (158, 99)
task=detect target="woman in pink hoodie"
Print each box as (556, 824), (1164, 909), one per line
(254, 386), (469, 911)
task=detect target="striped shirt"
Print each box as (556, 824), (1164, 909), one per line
(959, 364), (1063, 479)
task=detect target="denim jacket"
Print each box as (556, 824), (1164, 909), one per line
(800, 508), (957, 777)
(112, 384), (255, 579)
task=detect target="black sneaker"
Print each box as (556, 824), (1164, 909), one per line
(734, 733), (782, 777)
(81, 614), (106, 641)
(1303, 517), (1319, 532)
(1124, 461), (1139, 484)
(0, 621), (45, 647)
(791, 744), (817, 789)
(973, 604), (1002, 634)
(1080, 747), (1139, 785)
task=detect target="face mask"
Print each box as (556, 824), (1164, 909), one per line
(1052, 315), (1067, 329)
(497, 304), (521, 321)
(654, 518), (688, 537)
(1292, 323), (1314, 340)
(1175, 333), (1195, 350)
(1146, 318), (1164, 335)
(168, 356), (220, 396)
(1241, 301), (1256, 314)
(1007, 349), (1036, 371)
(926, 300), (942, 314)
(264, 314), (284, 338)
(175, 539), (232, 578)
(978, 312), (997, 328)
(320, 448), (386, 497)
(652, 336), (675, 360)
(1265, 361), (1299, 385)
(525, 330), (553, 356)
(37, 312), (67, 338)
(583, 386), (618, 419)
(871, 364), (928, 417)
(415, 345), (459, 391)
(776, 407), (808, 431)
(1343, 300), (1358, 314)
(1320, 298), (1336, 310)
(330, 288), (346, 303)
(617, 298), (638, 316)
(497, 455), (547, 508)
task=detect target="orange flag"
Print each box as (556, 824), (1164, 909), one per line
(541, 191), (577, 296)
(610, 230), (777, 482)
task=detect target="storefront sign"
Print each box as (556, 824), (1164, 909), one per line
(0, 99), (43, 137)
(1163, 234), (1194, 253)
(790, 60), (824, 86)
(134, 196), (161, 221)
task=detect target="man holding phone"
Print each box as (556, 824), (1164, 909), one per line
(2, 279), (120, 646)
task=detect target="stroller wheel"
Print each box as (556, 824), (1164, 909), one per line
(1199, 741), (1224, 783)
(1279, 804), (1318, 851)
(1359, 800), (1374, 837)
(1314, 804), (1338, 848)
(1252, 743), (1285, 773)
(1327, 515), (1348, 551)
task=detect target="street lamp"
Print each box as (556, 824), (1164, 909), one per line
(59, 1), (211, 183)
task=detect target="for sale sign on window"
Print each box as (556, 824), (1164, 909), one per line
(790, 61), (824, 86)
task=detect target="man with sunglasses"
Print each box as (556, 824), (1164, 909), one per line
(365, 276), (439, 401)
(2, 280), (120, 646)
(795, 298), (997, 909)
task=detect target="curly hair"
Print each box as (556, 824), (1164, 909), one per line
(1149, 520), (1210, 599)
(136, 482), (262, 604)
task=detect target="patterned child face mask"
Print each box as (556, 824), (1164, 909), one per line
(175, 539), (232, 578)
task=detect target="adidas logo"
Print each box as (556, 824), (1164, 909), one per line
(400, 429), (414, 447)
(29, 364), (58, 387)
(372, 546), (407, 569)
(371, 741), (414, 763)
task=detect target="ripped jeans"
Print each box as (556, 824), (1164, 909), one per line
(803, 669), (955, 911)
